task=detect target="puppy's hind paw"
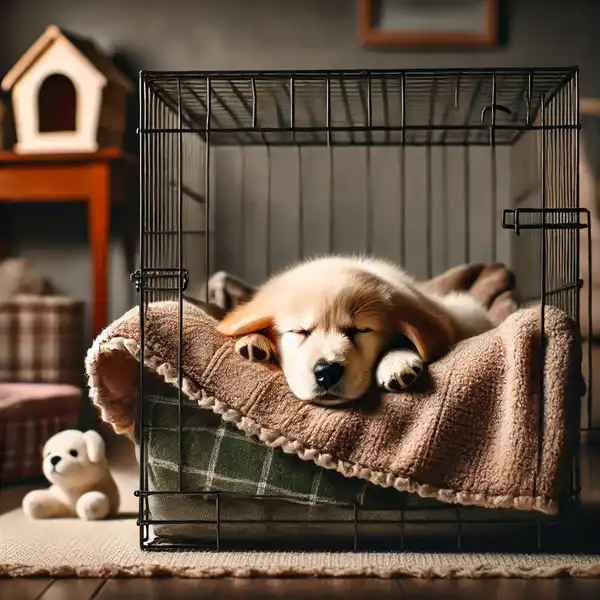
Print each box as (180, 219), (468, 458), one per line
(376, 349), (424, 392)
(234, 333), (277, 362)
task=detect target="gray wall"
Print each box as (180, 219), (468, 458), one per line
(1, 0), (598, 342)
(209, 145), (512, 288)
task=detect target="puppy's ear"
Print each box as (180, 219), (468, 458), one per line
(82, 430), (106, 464)
(216, 293), (274, 337)
(394, 293), (457, 363)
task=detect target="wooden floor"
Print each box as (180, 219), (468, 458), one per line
(1, 577), (600, 600)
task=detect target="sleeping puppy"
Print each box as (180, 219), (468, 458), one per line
(216, 255), (495, 405)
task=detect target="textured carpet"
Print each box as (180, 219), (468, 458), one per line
(2, 436), (600, 579)
(2, 513), (600, 579)
(2, 489), (600, 578)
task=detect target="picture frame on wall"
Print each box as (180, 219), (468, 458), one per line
(357, 0), (499, 48)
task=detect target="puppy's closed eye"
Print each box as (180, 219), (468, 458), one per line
(287, 329), (311, 337)
(345, 327), (372, 342)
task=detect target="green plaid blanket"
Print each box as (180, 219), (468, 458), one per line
(138, 373), (409, 510)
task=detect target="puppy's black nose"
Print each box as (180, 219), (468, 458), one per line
(313, 361), (345, 389)
(50, 455), (61, 466)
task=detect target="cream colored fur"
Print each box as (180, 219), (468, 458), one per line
(217, 255), (495, 405)
(22, 429), (119, 520)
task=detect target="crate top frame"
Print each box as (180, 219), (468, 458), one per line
(139, 67), (579, 147)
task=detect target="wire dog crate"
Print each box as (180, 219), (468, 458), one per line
(134, 67), (592, 552)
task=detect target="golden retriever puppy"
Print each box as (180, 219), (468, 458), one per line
(216, 256), (494, 405)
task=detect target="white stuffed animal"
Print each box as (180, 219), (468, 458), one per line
(22, 429), (120, 520)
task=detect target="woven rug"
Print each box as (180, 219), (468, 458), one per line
(2, 437), (600, 579)
(2, 512), (600, 578)
(2, 492), (600, 578)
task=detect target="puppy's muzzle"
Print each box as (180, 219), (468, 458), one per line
(313, 360), (344, 390)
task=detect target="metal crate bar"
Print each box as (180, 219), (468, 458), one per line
(138, 68), (577, 147)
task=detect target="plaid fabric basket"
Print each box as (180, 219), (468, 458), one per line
(0, 383), (82, 485)
(0, 295), (85, 386)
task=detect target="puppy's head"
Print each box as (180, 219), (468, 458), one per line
(42, 429), (107, 488)
(217, 261), (455, 405)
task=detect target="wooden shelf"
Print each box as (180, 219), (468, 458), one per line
(0, 147), (134, 165)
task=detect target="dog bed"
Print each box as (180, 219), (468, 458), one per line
(134, 372), (553, 547)
(87, 282), (582, 523)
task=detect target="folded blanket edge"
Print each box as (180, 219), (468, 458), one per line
(87, 333), (560, 516)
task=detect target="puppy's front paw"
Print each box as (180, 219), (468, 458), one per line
(234, 333), (277, 362)
(376, 349), (424, 392)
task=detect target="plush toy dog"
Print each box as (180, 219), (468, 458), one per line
(22, 429), (120, 520)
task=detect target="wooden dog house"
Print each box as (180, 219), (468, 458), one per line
(1, 25), (133, 154)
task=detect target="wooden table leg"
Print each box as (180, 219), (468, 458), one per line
(88, 163), (111, 337)
(0, 205), (8, 258)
